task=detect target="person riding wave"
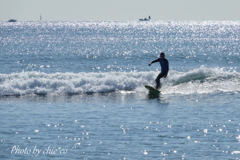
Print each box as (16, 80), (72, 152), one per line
(148, 52), (169, 89)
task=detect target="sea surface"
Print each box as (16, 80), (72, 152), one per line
(0, 21), (240, 159)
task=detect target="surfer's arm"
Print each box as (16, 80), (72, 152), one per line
(148, 58), (160, 66)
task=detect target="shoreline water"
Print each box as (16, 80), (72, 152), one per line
(1, 90), (240, 159)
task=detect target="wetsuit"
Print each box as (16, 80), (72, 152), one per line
(151, 58), (169, 89)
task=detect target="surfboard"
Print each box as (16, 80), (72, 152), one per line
(144, 85), (160, 94)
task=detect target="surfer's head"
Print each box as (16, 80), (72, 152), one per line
(160, 52), (165, 58)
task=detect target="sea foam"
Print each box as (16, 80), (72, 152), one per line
(165, 66), (240, 94)
(0, 67), (239, 96)
(0, 71), (153, 96)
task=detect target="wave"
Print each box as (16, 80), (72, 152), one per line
(0, 71), (153, 96)
(166, 66), (240, 94)
(0, 67), (240, 96)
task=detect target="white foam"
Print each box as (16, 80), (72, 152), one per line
(163, 66), (240, 94)
(0, 67), (239, 96)
(0, 71), (155, 96)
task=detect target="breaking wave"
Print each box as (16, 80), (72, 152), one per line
(166, 66), (240, 94)
(0, 66), (239, 96)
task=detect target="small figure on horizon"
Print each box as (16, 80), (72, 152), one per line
(148, 52), (169, 89)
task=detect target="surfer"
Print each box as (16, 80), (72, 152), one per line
(148, 52), (169, 89)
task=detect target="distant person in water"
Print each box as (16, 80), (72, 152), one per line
(148, 52), (169, 89)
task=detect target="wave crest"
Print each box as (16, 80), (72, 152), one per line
(166, 66), (240, 94)
(0, 67), (239, 96)
(0, 71), (154, 96)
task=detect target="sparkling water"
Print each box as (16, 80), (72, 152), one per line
(0, 21), (240, 159)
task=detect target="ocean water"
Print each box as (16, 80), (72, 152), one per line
(0, 21), (240, 159)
